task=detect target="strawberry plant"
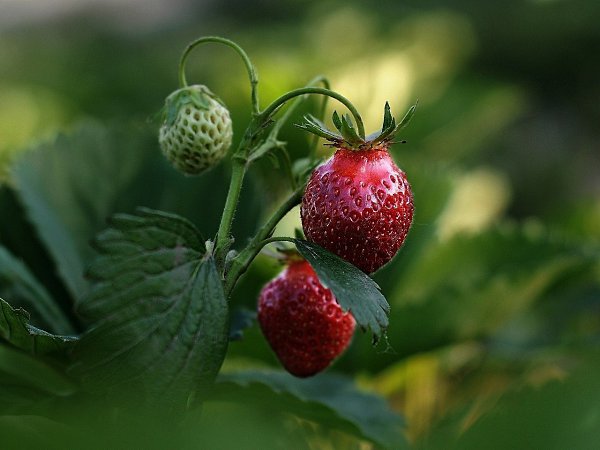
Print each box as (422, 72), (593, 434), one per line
(2, 31), (599, 450)
(0, 36), (415, 448)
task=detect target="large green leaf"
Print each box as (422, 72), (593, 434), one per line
(0, 298), (76, 356)
(10, 122), (150, 299)
(0, 246), (73, 334)
(424, 354), (600, 450)
(73, 208), (229, 410)
(292, 239), (389, 341)
(9, 121), (265, 305)
(0, 297), (77, 412)
(0, 344), (77, 400)
(213, 370), (407, 449)
(384, 225), (599, 357)
(0, 187), (73, 319)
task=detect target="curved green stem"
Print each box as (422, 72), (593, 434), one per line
(224, 186), (304, 296)
(178, 36), (260, 115)
(261, 75), (330, 189)
(260, 87), (365, 139)
(269, 75), (329, 138)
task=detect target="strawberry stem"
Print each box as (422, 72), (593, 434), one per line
(214, 157), (246, 270)
(268, 75), (330, 141)
(178, 36), (260, 115)
(264, 75), (330, 161)
(223, 186), (305, 297)
(259, 87), (365, 139)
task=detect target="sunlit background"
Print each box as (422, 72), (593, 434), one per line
(1, 0), (599, 448)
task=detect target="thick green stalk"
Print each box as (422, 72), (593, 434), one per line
(214, 158), (246, 271)
(224, 186), (304, 296)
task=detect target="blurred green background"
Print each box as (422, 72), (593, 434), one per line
(1, 0), (599, 448)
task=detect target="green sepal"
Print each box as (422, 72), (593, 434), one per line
(338, 114), (365, 146)
(295, 115), (342, 141)
(297, 102), (417, 150)
(162, 85), (224, 127)
(332, 111), (343, 132)
(331, 111), (364, 145)
(370, 102), (417, 145)
(393, 101), (417, 134)
(382, 101), (394, 131)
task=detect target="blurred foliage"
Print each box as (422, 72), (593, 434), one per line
(1, 0), (599, 448)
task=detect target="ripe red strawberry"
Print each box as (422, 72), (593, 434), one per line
(258, 259), (355, 377)
(298, 103), (416, 274)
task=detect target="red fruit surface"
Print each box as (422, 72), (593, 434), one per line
(301, 146), (414, 274)
(258, 260), (356, 377)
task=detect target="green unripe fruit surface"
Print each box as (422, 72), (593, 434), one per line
(159, 85), (233, 175)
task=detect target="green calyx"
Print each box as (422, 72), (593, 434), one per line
(163, 84), (226, 127)
(296, 101), (417, 150)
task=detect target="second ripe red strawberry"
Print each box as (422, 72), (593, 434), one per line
(258, 259), (355, 377)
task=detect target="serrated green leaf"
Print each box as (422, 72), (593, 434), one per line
(292, 239), (389, 341)
(8, 122), (265, 306)
(0, 298), (76, 356)
(213, 370), (407, 449)
(0, 246), (73, 334)
(73, 208), (228, 410)
(385, 225), (599, 356)
(10, 123), (150, 300)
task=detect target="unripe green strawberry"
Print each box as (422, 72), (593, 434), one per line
(159, 85), (233, 175)
(258, 259), (355, 377)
